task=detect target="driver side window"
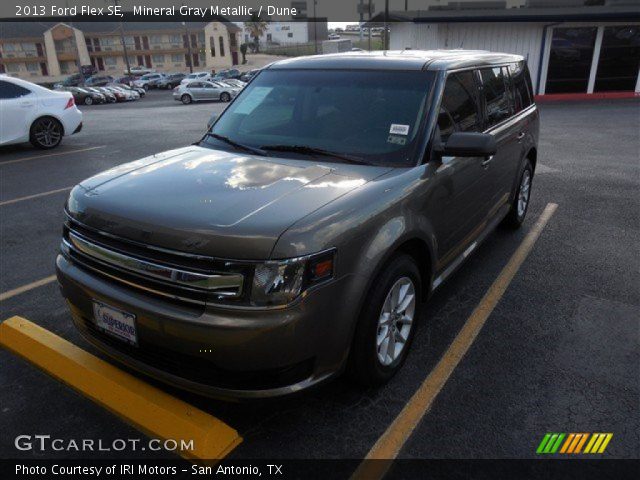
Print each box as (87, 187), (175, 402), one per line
(438, 71), (481, 142)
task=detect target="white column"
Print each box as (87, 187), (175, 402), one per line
(587, 26), (604, 94)
(537, 26), (554, 95)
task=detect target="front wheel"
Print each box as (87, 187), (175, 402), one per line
(220, 92), (231, 102)
(84, 96), (93, 105)
(29, 117), (63, 149)
(349, 254), (421, 387)
(503, 160), (533, 229)
(181, 94), (192, 105)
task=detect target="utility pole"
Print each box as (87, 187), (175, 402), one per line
(359, 0), (364, 43)
(384, 0), (389, 50)
(182, 22), (193, 73)
(107, 0), (131, 80)
(368, 0), (372, 51)
(313, 0), (318, 54)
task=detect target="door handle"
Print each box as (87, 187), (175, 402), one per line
(517, 132), (526, 141)
(19, 101), (34, 107)
(481, 155), (494, 168)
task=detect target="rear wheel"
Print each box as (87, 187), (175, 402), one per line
(220, 92), (231, 102)
(503, 160), (533, 229)
(349, 254), (421, 387)
(29, 117), (63, 149)
(181, 94), (192, 105)
(84, 96), (93, 105)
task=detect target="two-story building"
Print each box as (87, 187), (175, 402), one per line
(0, 21), (242, 81)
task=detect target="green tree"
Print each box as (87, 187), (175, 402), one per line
(244, 14), (268, 53)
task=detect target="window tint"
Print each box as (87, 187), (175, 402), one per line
(0, 81), (32, 99)
(480, 67), (511, 127)
(509, 62), (533, 113)
(187, 82), (203, 88)
(439, 71), (481, 141)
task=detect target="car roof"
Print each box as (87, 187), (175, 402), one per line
(0, 75), (63, 95)
(267, 50), (524, 72)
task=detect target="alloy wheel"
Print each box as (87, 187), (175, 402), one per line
(517, 170), (531, 217)
(376, 277), (416, 366)
(33, 118), (62, 148)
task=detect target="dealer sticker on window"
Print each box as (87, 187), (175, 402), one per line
(390, 124), (410, 135)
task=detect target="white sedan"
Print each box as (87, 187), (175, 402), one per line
(0, 75), (83, 149)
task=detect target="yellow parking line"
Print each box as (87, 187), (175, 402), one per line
(352, 203), (558, 480)
(0, 187), (72, 207)
(0, 275), (57, 302)
(0, 316), (242, 461)
(0, 146), (105, 166)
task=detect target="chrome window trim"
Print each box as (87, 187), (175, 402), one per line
(66, 232), (244, 296)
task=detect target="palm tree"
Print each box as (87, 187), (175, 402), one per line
(244, 14), (268, 53)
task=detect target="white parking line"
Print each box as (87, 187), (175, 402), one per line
(0, 187), (72, 207)
(0, 275), (57, 302)
(0, 146), (105, 166)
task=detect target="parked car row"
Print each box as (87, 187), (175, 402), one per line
(55, 84), (145, 105)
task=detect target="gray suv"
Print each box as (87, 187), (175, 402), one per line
(57, 50), (539, 399)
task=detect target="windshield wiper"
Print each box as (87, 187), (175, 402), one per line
(259, 144), (368, 165)
(203, 133), (266, 156)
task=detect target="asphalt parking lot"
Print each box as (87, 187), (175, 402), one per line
(1, 91), (638, 466)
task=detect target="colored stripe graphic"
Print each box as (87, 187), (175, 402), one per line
(538, 433), (613, 454)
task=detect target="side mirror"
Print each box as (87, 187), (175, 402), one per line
(441, 132), (497, 157)
(206, 112), (218, 130)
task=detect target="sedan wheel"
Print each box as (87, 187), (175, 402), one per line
(181, 94), (192, 105)
(30, 117), (63, 149)
(84, 96), (93, 105)
(220, 92), (231, 102)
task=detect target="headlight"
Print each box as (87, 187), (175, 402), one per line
(250, 250), (335, 307)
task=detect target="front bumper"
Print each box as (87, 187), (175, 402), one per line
(56, 253), (357, 399)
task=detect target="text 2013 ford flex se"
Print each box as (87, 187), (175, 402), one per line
(57, 51), (539, 399)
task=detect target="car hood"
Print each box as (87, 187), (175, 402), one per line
(67, 146), (390, 259)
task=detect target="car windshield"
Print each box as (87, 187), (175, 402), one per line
(201, 69), (435, 167)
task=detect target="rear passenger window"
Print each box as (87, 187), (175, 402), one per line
(0, 81), (32, 99)
(438, 71), (481, 142)
(509, 62), (533, 113)
(480, 67), (511, 127)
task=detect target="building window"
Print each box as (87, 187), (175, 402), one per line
(594, 25), (640, 92)
(210, 36), (216, 57)
(198, 32), (205, 45)
(438, 70), (481, 142)
(25, 62), (39, 72)
(199, 52), (206, 63)
(219, 36), (225, 56)
(3, 43), (16, 52)
(244, 34), (249, 43)
(267, 33), (273, 42)
(288, 32), (293, 38)
(546, 27), (597, 94)
(104, 57), (117, 66)
(149, 35), (162, 45)
(152, 54), (165, 64)
(5, 63), (20, 72)
(124, 36), (135, 46)
(169, 34), (181, 44)
(171, 54), (183, 63)
(99, 37), (114, 46)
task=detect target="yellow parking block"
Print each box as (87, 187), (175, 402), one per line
(0, 316), (242, 461)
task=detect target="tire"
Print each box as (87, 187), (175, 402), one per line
(220, 92), (231, 102)
(144, 84), (149, 90)
(29, 117), (63, 149)
(349, 254), (422, 387)
(181, 94), (192, 105)
(503, 160), (533, 229)
(84, 96), (93, 105)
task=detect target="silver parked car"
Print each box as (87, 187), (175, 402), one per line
(173, 81), (239, 104)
